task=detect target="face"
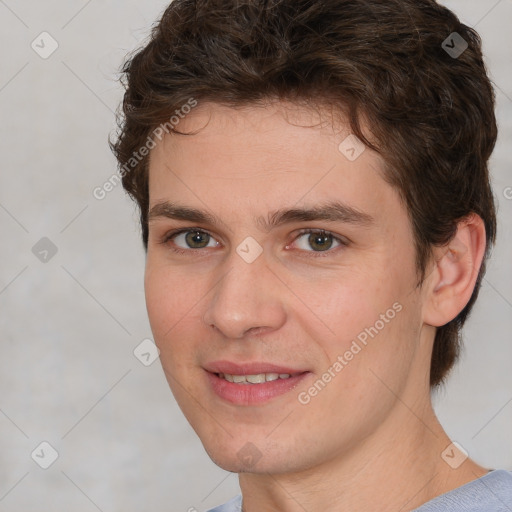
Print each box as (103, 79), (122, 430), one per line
(145, 101), (429, 474)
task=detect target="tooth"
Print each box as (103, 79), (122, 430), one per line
(220, 372), (295, 383)
(246, 373), (266, 384)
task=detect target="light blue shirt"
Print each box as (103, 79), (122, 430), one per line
(204, 469), (512, 511)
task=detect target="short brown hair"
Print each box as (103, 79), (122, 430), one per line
(110, 0), (498, 388)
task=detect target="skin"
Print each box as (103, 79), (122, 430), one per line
(144, 100), (488, 512)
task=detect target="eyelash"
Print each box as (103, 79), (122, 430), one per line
(159, 227), (348, 258)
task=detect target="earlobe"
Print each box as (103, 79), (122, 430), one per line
(424, 214), (486, 327)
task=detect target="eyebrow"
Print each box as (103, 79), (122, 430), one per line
(147, 200), (374, 232)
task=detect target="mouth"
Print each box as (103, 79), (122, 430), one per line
(204, 363), (311, 405)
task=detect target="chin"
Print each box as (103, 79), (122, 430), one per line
(202, 435), (302, 475)
(206, 451), (279, 474)
(207, 453), (249, 473)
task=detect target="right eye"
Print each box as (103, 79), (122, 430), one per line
(161, 228), (220, 254)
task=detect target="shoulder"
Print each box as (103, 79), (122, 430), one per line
(413, 469), (512, 511)
(203, 494), (242, 512)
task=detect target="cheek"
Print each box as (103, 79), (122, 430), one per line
(144, 267), (204, 401)
(312, 271), (392, 336)
(309, 265), (415, 374)
(144, 264), (200, 351)
(296, 299), (418, 438)
(144, 268), (172, 338)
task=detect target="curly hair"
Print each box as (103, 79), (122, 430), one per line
(110, 0), (498, 388)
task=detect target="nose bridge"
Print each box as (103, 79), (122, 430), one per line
(203, 246), (285, 338)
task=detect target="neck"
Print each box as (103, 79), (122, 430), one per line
(238, 396), (487, 512)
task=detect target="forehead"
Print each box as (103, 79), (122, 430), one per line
(149, 100), (364, 175)
(146, 101), (404, 234)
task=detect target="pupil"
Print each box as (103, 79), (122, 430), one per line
(187, 231), (208, 248)
(310, 232), (332, 251)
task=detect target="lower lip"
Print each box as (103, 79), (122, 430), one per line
(206, 371), (311, 405)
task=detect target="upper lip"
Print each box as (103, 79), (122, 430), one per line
(204, 360), (309, 376)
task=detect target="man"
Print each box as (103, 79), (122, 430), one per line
(110, 0), (512, 510)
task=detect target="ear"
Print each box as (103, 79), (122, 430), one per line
(422, 214), (487, 327)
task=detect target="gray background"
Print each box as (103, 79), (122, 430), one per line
(0, 1), (511, 511)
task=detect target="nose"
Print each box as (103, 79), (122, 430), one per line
(202, 248), (287, 339)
